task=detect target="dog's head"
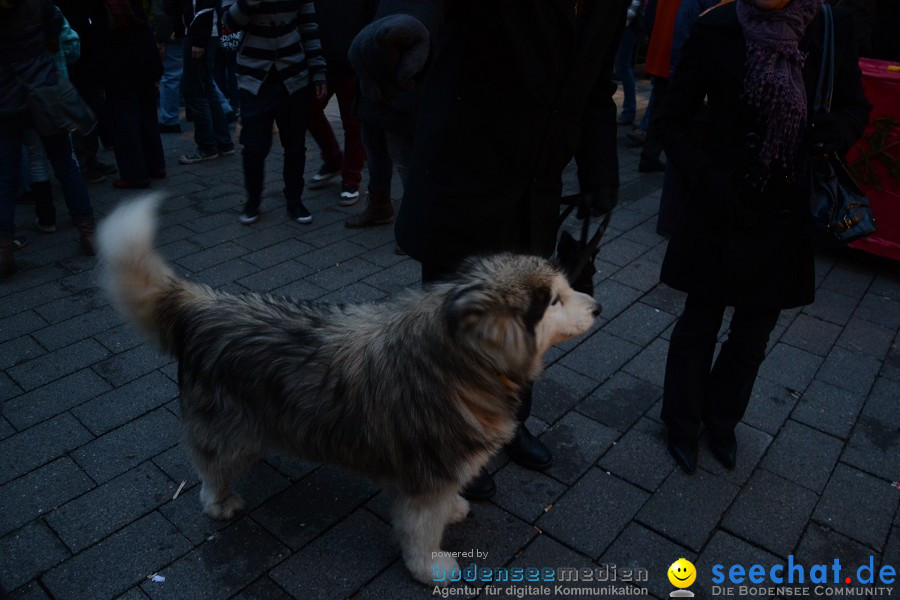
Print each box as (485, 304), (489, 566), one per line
(442, 254), (600, 379)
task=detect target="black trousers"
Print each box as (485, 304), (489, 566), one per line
(421, 262), (533, 425)
(106, 87), (165, 181)
(239, 78), (311, 210)
(661, 294), (780, 446)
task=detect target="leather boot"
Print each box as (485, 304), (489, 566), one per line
(75, 217), (96, 256)
(0, 236), (16, 277)
(667, 438), (698, 475)
(344, 189), (394, 228)
(31, 181), (56, 232)
(506, 425), (552, 470)
(461, 467), (496, 501)
(708, 432), (737, 471)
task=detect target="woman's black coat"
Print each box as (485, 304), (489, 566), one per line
(389, 0), (628, 270)
(657, 2), (870, 309)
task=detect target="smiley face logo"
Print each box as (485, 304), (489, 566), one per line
(668, 558), (697, 588)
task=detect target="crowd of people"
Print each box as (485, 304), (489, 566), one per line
(0, 0), (887, 496)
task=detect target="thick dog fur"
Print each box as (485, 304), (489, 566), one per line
(97, 196), (599, 584)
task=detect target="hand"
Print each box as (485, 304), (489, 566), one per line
(348, 14), (430, 103)
(314, 83), (327, 101)
(192, 46), (205, 59)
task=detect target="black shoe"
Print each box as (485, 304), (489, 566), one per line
(506, 425), (552, 470)
(708, 433), (737, 471)
(461, 467), (496, 501)
(308, 163), (340, 189)
(638, 156), (666, 173)
(288, 201), (313, 224)
(239, 202), (260, 225)
(667, 440), (698, 475)
(158, 123), (182, 134)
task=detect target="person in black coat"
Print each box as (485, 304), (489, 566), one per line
(349, 0), (628, 500)
(656, 0), (870, 474)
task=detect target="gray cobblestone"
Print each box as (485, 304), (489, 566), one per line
(71, 371), (178, 436)
(0, 413), (94, 485)
(0, 458), (94, 537)
(813, 463), (898, 551)
(599, 523), (694, 600)
(72, 408), (180, 484)
(792, 379), (866, 439)
(47, 461), (173, 553)
(41, 512), (192, 600)
(598, 419), (674, 492)
(760, 419), (843, 493)
(0, 520), (70, 593)
(7, 338), (110, 391)
(538, 469), (648, 558)
(540, 412), (618, 485)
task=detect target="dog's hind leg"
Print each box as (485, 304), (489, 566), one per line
(188, 443), (255, 520)
(391, 490), (460, 586)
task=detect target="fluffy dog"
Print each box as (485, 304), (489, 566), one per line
(97, 196), (599, 585)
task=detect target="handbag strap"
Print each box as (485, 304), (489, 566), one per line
(813, 3), (835, 115)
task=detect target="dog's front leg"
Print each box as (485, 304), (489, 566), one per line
(391, 490), (460, 586)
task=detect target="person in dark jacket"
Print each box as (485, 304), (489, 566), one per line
(1, 0), (97, 275)
(350, 0), (628, 500)
(92, 0), (166, 188)
(304, 0), (373, 206)
(177, 0), (234, 164)
(656, 0), (870, 474)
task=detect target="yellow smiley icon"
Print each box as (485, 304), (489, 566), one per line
(668, 558), (697, 588)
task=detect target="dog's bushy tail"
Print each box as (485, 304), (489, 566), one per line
(97, 195), (180, 352)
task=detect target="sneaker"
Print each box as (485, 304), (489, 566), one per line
(82, 170), (106, 184)
(178, 150), (219, 165)
(219, 147), (235, 157)
(239, 203), (260, 225)
(626, 128), (647, 145)
(13, 236), (28, 250)
(87, 159), (118, 176)
(159, 123), (182, 134)
(308, 164), (340, 189)
(289, 202), (313, 224)
(35, 219), (56, 233)
(338, 184), (360, 207)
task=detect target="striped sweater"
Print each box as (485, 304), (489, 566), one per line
(222, 0), (326, 95)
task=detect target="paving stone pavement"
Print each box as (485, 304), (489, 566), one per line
(2, 89), (899, 600)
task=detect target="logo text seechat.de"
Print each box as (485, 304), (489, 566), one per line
(712, 556), (895, 587)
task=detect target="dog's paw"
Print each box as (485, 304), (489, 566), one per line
(447, 494), (470, 524)
(200, 487), (245, 520)
(408, 554), (460, 587)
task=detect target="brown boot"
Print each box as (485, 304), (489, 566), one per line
(344, 189), (394, 229)
(75, 218), (96, 256)
(0, 236), (16, 277)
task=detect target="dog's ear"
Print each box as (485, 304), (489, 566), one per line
(443, 283), (489, 334)
(522, 285), (551, 335)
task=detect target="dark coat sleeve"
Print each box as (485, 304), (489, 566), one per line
(828, 8), (871, 153)
(574, 4), (626, 196)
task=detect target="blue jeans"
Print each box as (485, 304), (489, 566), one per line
(614, 26), (637, 122)
(158, 40), (183, 127)
(1, 129), (92, 236)
(183, 37), (233, 154)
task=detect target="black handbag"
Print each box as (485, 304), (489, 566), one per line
(806, 3), (876, 247)
(21, 71), (97, 137)
(555, 193), (611, 296)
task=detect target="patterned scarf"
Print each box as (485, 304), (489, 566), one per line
(736, 0), (822, 169)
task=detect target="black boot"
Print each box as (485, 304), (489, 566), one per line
(507, 426), (552, 470)
(505, 383), (552, 470)
(1, 236), (16, 278)
(461, 467), (496, 501)
(708, 432), (737, 470)
(31, 181), (56, 232)
(667, 438), (698, 475)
